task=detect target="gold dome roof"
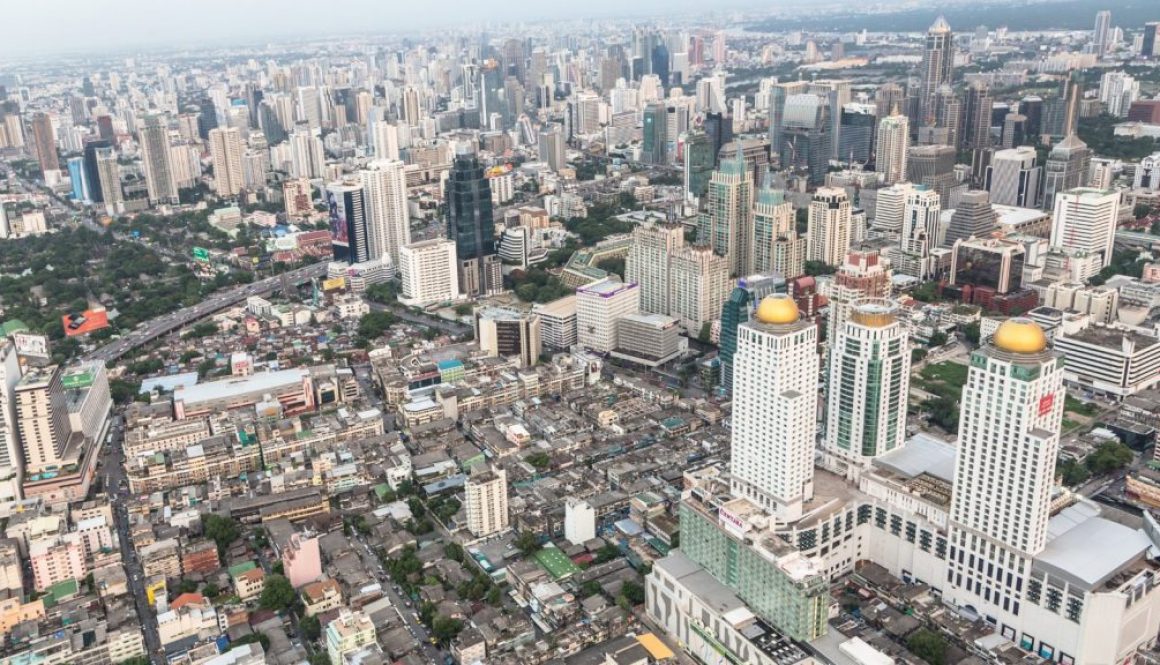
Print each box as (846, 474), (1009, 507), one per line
(754, 295), (800, 325)
(993, 318), (1048, 354)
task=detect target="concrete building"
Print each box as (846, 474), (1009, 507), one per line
(944, 189), (997, 247)
(280, 532), (322, 589)
(139, 114), (178, 204)
(576, 279), (640, 353)
(533, 296), (578, 351)
(475, 308), (542, 367)
(0, 341), (21, 501)
(699, 149), (754, 276)
(986, 146), (1041, 208)
(1053, 326), (1160, 399)
(752, 183), (803, 279)
(897, 186), (943, 280)
(876, 110), (909, 185)
(398, 239), (459, 307)
(806, 187), (854, 267)
(626, 222), (685, 316)
(465, 466), (509, 538)
(172, 369), (314, 420)
(29, 534), (86, 592)
(208, 127), (245, 197)
(564, 499), (596, 546)
(1050, 188), (1119, 268)
(669, 245), (731, 336)
(612, 314), (683, 367)
(361, 159), (411, 273)
(325, 609), (376, 665)
(14, 366), (70, 476)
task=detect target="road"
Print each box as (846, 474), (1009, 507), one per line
(368, 302), (471, 336)
(83, 261), (329, 363)
(352, 535), (445, 664)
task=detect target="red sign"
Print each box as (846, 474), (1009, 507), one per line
(1038, 394), (1055, 416)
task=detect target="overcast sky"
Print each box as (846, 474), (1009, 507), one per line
(0, 0), (773, 57)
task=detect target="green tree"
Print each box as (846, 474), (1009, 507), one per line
(453, 303), (474, 316)
(258, 574), (296, 612)
(928, 332), (948, 347)
(1134, 203), (1154, 220)
(1086, 441), (1133, 475)
(526, 452), (551, 470)
(923, 396), (959, 433)
(962, 321), (980, 345)
(619, 580), (645, 605)
(595, 544), (621, 563)
(202, 582), (220, 599)
(911, 281), (941, 303)
(356, 310), (398, 344)
(804, 260), (836, 276)
(595, 256), (626, 279)
(579, 580), (604, 598)
(514, 530), (541, 557)
(698, 322), (712, 343)
(298, 614), (321, 641)
(431, 615), (465, 645)
(203, 514), (240, 557)
(907, 629), (948, 665)
(1058, 458), (1090, 486)
(444, 542), (465, 563)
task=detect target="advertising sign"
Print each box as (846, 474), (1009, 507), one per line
(322, 276), (346, 291)
(12, 332), (50, 359)
(61, 368), (95, 390)
(328, 189), (349, 249)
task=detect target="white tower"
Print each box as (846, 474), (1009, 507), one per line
(361, 159), (411, 273)
(806, 187), (853, 267)
(876, 110), (910, 186)
(730, 295), (818, 521)
(1050, 187), (1120, 268)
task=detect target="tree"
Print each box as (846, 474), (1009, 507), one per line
(453, 303), (474, 316)
(619, 580), (645, 605)
(804, 260), (836, 276)
(1058, 458), (1090, 486)
(907, 629), (948, 665)
(911, 281), (941, 303)
(444, 542), (465, 563)
(962, 321), (980, 345)
(204, 514), (240, 557)
(1086, 441), (1133, 475)
(176, 578), (199, 594)
(595, 544), (621, 564)
(431, 615), (465, 645)
(595, 256), (626, 279)
(698, 322), (713, 343)
(911, 348), (928, 363)
(298, 614), (321, 641)
(927, 332), (948, 348)
(1134, 203), (1154, 220)
(514, 530), (541, 557)
(526, 452), (551, 470)
(923, 396), (959, 433)
(202, 582), (220, 599)
(579, 580), (604, 598)
(357, 310), (398, 344)
(258, 574), (296, 612)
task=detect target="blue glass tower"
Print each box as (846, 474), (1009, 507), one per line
(67, 156), (89, 203)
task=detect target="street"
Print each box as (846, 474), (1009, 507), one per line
(368, 302), (470, 336)
(352, 535), (444, 664)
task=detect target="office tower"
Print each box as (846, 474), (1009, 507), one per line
(872, 181), (915, 233)
(683, 131), (715, 202)
(875, 82), (905, 122)
(1050, 188), (1119, 268)
(876, 109), (909, 185)
(475, 308), (541, 367)
(907, 144), (957, 203)
(465, 465), (509, 538)
(94, 146), (123, 214)
(576, 279), (640, 353)
(208, 127), (244, 197)
(730, 295), (817, 521)
(627, 222), (685, 316)
(258, 100), (287, 145)
(641, 102), (667, 165)
(361, 159), (411, 272)
(1135, 153), (1160, 189)
(1020, 96), (1044, 138)
(669, 244), (731, 335)
(838, 103), (876, 164)
(289, 129), (325, 180)
(296, 86), (321, 129)
(400, 86), (421, 126)
(985, 147), (1040, 208)
(139, 115), (177, 204)
(14, 366), (69, 476)
(944, 190), (997, 246)
(897, 187), (943, 279)
(826, 248), (893, 344)
(752, 180), (803, 278)
(1098, 72), (1139, 117)
(824, 299), (909, 466)
(704, 111), (733, 163)
(66, 156), (88, 203)
(949, 237), (1026, 294)
(283, 178), (312, 218)
(919, 17), (955, 126)
(326, 180), (370, 265)
(717, 275), (787, 392)
(1093, 10), (1112, 56)
(699, 149), (754, 276)
(777, 93), (833, 185)
(28, 112), (57, 177)
(447, 148), (501, 298)
(538, 126), (566, 172)
(1144, 22), (1160, 58)
(806, 187), (853, 266)
(0, 341), (21, 500)
(1042, 135), (1092, 210)
(398, 239), (459, 307)
(1000, 113), (1028, 149)
(651, 43), (670, 89)
(81, 140), (112, 204)
(945, 319), (1063, 619)
(963, 81), (993, 150)
(370, 120), (399, 161)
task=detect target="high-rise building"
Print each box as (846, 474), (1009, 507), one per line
(14, 366), (70, 476)
(1143, 22), (1160, 58)
(627, 222), (685, 316)
(28, 112), (57, 177)
(1050, 187), (1120, 268)
(475, 308), (541, 367)
(1042, 135), (1092, 211)
(897, 187), (943, 280)
(400, 86), (422, 127)
(576, 279), (640, 353)
(0, 341), (21, 501)
(752, 180), (803, 278)
(208, 127), (245, 197)
(683, 131), (716, 202)
(1093, 10), (1113, 57)
(326, 181), (370, 265)
(806, 187), (853, 267)
(1134, 152), (1160, 189)
(669, 244), (731, 336)
(949, 237), (1026, 294)
(139, 115), (178, 204)
(94, 146), (123, 215)
(447, 147), (501, 298)
(777, 93), (833, 185)
(289, 128), (325, 180)
(360, 159), (410, 272)
(283, 178), (313, 218)
(370, 120), (399, 161)
(919, 17), (955, 126)
(825, 247), (893, 343)
(907, 144), (958, 203)
(398, 239), (459, 307)
(1098, 71), (1139, 117)
(945, 319), (1063, 622)
(963, 81), (994, 151)
(699, 149), (754, 276)
(82, 140), (112, 204)
(730, 295), (817, 521)
(872, 181), (915, 233)
(838, 103), (876, 165)
(66, 156), (88, 203)
(642, 102), (667, 165)
(985, 147), (1040, 208)
(944, 189), (997, 246)
(538, 126), (566, 172)
(876, 109), (909, 185)
(824, 299), (910, 467)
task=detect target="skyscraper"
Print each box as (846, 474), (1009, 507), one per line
(717, 275), (786, 393)
(1041, 135), (1092, 211)
(946, 318), (1063, 621)
(139, 115), (178, 205)
(919, 17), (955, 127)
(447, 147), (501, 298)
(538, 126), (566, 172)
(699, 148), (754, 277)
(751, 179), (803, 278)
(627, 222), (685, 316)
(67, 157), (88, 203)
(370, 119), (399, 161)
(682, 131), (715, 202)
(962, 81), (994, 151)
(826, 247), (893, 344)
(838, 103), (877, 164)
(14, 366), (70, 476)
(208, 127), (245, 197)
(806, 187), (853, 267)
(897, 187), (943, 280)
(29, 112), (57, 177)
(1050, 187), (1120, 268)
(289, 128), (325, 180)
(326, 180), (370, 265)
(94, 146), (123, 215)
(944, 189), (997, 246)
(876, 109), (909, 185)
(0, 341), (21, 501)
(985, 147), (1040, 208)
(1093, 10), (1112, 57)
(730, 295), (817, 521)
(669, 244), (731, 336)
(777, 93), (833, 185)
(641, 102), (667, 165)
(1098, 71), (1139, 117)
(824, 299), (910, 467)
(361, 159), (411, 272)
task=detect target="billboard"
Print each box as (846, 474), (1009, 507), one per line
(12, 332), (50, 360)
(327, 189), (349, 249)
(192, 247), (211, 262)
(322, 276), (346, 291)
(62, 309), (110, 337)
(61, 368), (95, 390)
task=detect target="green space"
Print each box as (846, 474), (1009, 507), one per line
(534, 546), (582, 580)
(1078, 114), (1156, 162)
(1064, 395), (1100, 418)
(913, 361), (969, 433)
(1058, 441), (1134, 487)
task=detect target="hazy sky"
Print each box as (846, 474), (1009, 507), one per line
(0, 0), (763, 57)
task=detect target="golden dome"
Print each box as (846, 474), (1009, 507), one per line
(754, 295), (800, 325)
(993, 318), (1048, 354)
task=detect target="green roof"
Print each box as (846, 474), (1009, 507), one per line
(373, 483), (392, 499)
(0, 320), (29, 337)
(228, 561), (258, 577)
(42, 578), (80, 607)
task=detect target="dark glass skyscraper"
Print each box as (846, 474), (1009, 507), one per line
(82, 139), (112, 204)
(717, 274), (786, 392)
(447, 148), (500, 297)
(651, 43), (670, 89)
(642, 102), (667, 165)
